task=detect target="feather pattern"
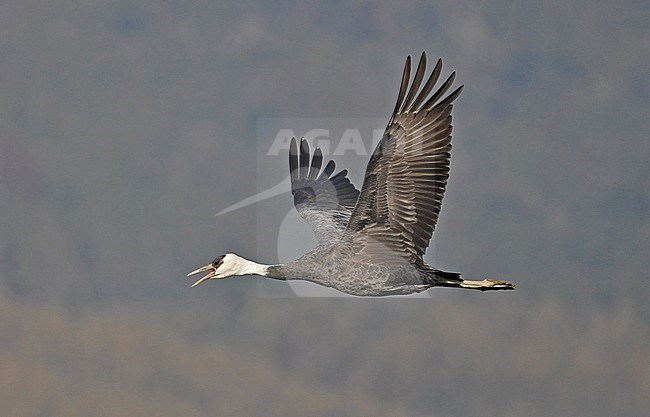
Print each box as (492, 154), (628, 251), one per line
(289, 138), (360, 243)
(346, 52), (463, 263)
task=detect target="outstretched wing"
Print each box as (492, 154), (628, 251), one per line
(346, 52), (463, 264)
(290, 138), (360, 243)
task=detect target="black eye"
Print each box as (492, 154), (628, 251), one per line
(212, 255), (224, 267)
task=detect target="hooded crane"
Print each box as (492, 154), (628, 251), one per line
(188, 52), (515, 296)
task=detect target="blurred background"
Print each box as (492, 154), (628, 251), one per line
(1, 1), (649, 416)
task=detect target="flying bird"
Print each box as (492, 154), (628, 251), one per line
(188, 52), (515, 296)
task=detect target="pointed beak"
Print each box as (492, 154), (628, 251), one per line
(187, 264), (217, 287)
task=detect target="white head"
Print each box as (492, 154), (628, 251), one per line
(187, 253), (268, 287)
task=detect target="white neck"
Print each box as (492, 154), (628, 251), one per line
(222, 254), (269, 277)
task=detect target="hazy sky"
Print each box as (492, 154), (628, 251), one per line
(1, 1), (649, 416)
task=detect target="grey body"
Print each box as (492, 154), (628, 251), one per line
(188, 53), (515, 295)
(270, 244), (450, 296)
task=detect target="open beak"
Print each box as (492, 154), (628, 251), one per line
(187, 264), (217, 287)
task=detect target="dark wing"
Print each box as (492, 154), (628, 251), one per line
(345, 52), (463, 264)
(290, 138), (360, 243)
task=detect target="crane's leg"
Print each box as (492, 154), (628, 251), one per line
(457, 278), (515, 291)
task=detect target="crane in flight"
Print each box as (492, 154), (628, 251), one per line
(188, 52), (515, 296)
